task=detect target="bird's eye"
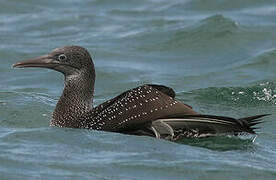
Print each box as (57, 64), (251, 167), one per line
(58, 54), (67, 61)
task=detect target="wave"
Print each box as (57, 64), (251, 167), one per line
(167, 0), (275, 12)
(134, 14), (241, 53)
(166, 15), (238, 48)
(188, 81), (276, 106)
(239, 48), (276, 69)
(173, 14), (239, 40)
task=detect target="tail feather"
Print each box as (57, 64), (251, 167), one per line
(237, 114), (270, 133)
(150, 114), (269, 140)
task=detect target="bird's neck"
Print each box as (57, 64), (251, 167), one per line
(51, 70), (95, 128)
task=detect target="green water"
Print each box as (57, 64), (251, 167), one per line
(0, 0), (276, 179)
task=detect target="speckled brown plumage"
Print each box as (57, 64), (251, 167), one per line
(13, 46), (269, 140)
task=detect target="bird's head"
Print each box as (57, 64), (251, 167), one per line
(13, 46), (95, 76)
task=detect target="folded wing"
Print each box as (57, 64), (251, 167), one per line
(150, 114), (269, 140)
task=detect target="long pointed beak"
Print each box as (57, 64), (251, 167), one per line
(12, 55), (59, 69)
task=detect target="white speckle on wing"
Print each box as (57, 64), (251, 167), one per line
(53, 84), (179, 131)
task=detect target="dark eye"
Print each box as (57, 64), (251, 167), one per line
(58, 54), (67, 61)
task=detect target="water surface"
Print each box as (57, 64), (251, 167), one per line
(0, 0), (276, 179)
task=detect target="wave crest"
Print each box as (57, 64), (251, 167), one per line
(191, 81), (276, 106)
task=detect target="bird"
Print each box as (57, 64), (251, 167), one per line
(13, 46), (269, 141)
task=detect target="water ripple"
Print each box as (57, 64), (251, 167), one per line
(189, 81), (276, 106)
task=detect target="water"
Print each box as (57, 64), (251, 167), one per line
(0, 0), (276, 179)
